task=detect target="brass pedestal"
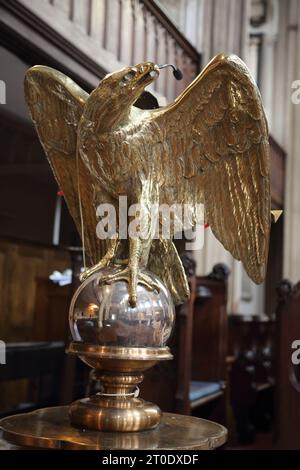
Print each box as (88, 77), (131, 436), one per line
(0, 406), (227, 450)
(67, 342), (172, 432)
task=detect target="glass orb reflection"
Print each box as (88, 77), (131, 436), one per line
(69, 267), (175, 348)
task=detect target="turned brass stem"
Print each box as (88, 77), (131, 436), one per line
(67, 342), (172, 432)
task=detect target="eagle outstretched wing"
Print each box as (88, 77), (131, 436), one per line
(154, 53), (271, 283)
(24, 66), (111, 263)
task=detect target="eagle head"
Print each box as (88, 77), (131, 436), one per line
(101, 62), (159, 101)
(83, 62), (160, 131)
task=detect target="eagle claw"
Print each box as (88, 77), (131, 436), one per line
(98, 267), (161, 307)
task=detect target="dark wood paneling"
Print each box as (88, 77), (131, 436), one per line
(192, 264), (230, 382)
(275, 280), (300, 449)
(270, 135), (286, 209)
(0, 239), (70, 342)
(265, 135), (285, 317)
(32, 279), (70, 342)
(265, 214), (284, 317)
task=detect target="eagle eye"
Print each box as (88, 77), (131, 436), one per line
(122, 70), (136, 84)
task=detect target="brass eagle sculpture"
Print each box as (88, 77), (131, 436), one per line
(24, 53), (271, 306)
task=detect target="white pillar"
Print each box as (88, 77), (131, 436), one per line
(283, 0), (300, 282)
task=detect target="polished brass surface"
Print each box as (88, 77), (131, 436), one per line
(66, 273), (174, 431)
(0, 406), (227, 450)
(69, 269), (175, 348)
(69, 395), (161, 432)
(67, 342), (173, 368)
(25, 53), (271, 307)
(67, 342), (172, 431)
(271, 209), (283, 223)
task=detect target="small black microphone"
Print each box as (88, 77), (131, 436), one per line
(172, 68), (183, 80)
(157, 63), (183, 81)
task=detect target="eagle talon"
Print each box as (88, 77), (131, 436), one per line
(79, 269), (92, 283)
(97, 267), (161, 307)
(79, 239), (120, 283)
(79, 264), (112, 283)
(138, 272), (161, 294)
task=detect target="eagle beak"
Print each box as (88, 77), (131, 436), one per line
(135, 63), (159, 84)
(149, 69), (159, 79)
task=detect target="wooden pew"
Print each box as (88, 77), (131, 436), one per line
(275, 280), (300, 449)
(0, 341), (65, 417)
(191, 264), (229, 417)
(228, 314), (276, 443)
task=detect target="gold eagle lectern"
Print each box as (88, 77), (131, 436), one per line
(18, 53), (271, 436)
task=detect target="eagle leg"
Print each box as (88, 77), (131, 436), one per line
(98, 238), (160, 307)
(80, 237), (119, 282)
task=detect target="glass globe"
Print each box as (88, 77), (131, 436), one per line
(69, 267), (175, 348)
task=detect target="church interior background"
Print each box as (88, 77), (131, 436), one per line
(0, 0), (299, 451)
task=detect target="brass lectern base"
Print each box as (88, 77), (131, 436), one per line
(69, 395), (161, 432)
(67, 343), (173, 432)
(0, 406), (227, 450)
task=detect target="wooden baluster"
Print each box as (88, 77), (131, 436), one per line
(103, 0), (120, 56)
(86, 0), (92, 36)
(163, 30), (169, 101)
(143, 12), (158, 97)
(51, 0), (70, 18)
(117, 0), (123, 62)
(90, 0), (106, 48)
(73, 0), (89, 34)
(145, 13), (156, 63)
(69, 0), (74, 21)
(103, 0), (109, 50)
(119, 0), (134, 65)
(133, 1), (145, 64)
(153, 18), (159, 92)
(156, 24), (166, 97)
(166, 37), (176, 102)
(131, 0), (136, 66)
(31, 0), (201, 85)
(142, 4), (148, 61)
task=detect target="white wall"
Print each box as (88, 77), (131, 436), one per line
(0, 46), (30, 120)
